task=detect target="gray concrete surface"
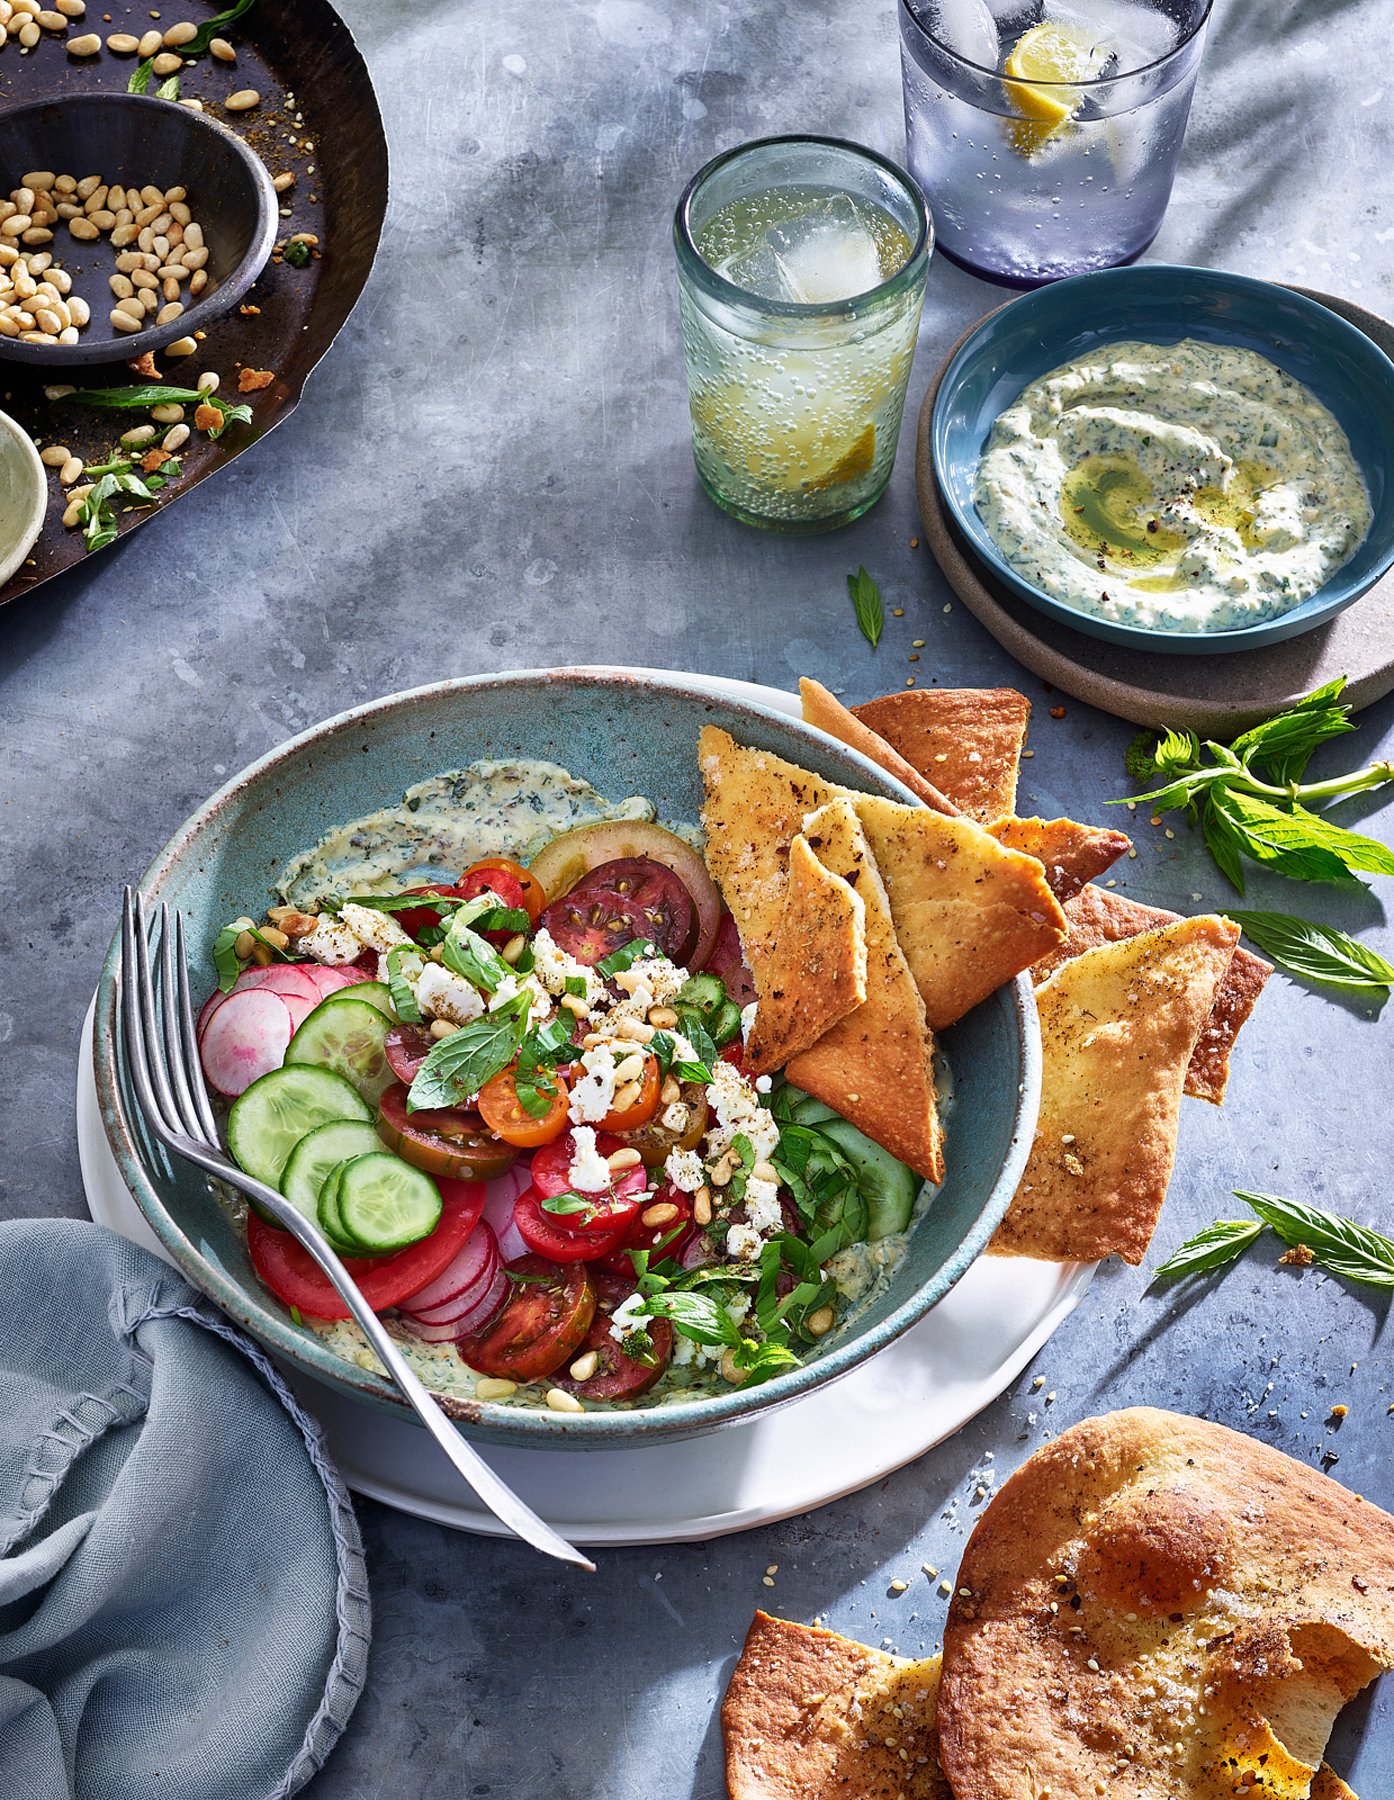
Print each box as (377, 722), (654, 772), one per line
(3, 0), (1393, 1793)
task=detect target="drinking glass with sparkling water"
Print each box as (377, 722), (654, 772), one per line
(673, 137), (932, 532)
(899, 0), (1211, 286)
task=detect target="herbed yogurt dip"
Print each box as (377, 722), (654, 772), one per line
(974, 339), (1373, 634)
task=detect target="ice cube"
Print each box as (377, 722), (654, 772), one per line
(765, 195), (888, 304)
(716, 240), (803, 303)
(923, 0), (1001, 66)
(1042, 0), (1179, 72)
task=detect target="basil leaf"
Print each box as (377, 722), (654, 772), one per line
(440, 916), (514, 992)
(734, 1340), (802, 1388)
(563, 975), (589, 998)
(212, 924), (242, 993)
(650, 1029), (676, 1077)
(341, 890), (457, 915)
(847, 565), (883, 649)
(385, 946), (422, 1024)
(641, 1290), (741, 1347)
(513, 1027), (562, 1119)
(1237, 1191), (1394, 1289)
(541, 1193), (594, 1218)
(596, 937), (655, 977)
(1225, 912), (1394, 997)
(471, 904), (530, 936)
(406, 993), (529, 1111)
(1152, 1219), (1262, 1280)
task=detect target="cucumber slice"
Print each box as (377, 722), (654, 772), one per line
(286, 995), (395, 1104)
(319, 979), (395, 1020)
(281, 1119), (385, 1229)
(675, 972), (727, 1015)
(316, 1159), (362, 1254)
(708, 998), (745, 1048)
(819, 1118), (923, 1240)
(226, 1064), (372, 1187)
(334, 1152), (442, 1254)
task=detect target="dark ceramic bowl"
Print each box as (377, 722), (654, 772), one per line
(0, 93), (277, 366)
(93, 669), (1041, 1451)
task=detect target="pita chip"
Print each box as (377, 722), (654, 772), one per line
(798, 677), (957, 815)
(787, 798), (944, 1182)
(724, 1612), (951, 1800)
(987, 814), (1132, 903)
(939, 1406), (1394, 1800)
(746, 833), (867, 1072)
(991, 914), (1238, 1264)
(1032, 884), (1272, 1104)
(852, 686), (1031, 823)
(847, 792), (1067, 1032)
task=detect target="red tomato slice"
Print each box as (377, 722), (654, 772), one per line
(552, 1271), (673, 1400)
(459, 857), (546, 928)
(538, 857), (697, 966)
(384, 1023), (435, 1086)
(600, 1180), (695, 1269)
(248, 1177), (482, 1320)
(528, 1129), (650, 1225)
(378, 1082), (518, 1181)
(707, 910), (757, 1004)
(458, 1255), (596, 1381)
(513, 1185), (632, 1262)
(391, 884), (473, 942)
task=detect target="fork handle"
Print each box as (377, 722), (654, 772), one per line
(176, 1138), (595, 1572)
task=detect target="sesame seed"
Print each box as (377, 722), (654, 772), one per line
(892, 607), (905, 617)
(762, 1576), (775, 1587)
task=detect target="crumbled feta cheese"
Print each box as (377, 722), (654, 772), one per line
(740, 1001), (757, 1042)
(671, 1333), (696, 1368)
(632, 957), (687, 1004)
(608, 1290), (651, 1345)
(568, 1043), (618, 1124)
(529, 928), (603, 1003)
(568, 1126), (612, 1194)
(706, 1057), (779, 1162)
(488, 971), (551, 1022)
(744, 1174), (782, 1237)
(660, 1102), (691, 1134)
(664, 1148), (704, 1193)
(416, 963), (485, 1027)
(754, 1075), (772, 1095)
(298, 915), (363, 965)
(376, 946), (424, 987)
(339, 901), (413, 955)
(726, 1223), (763, 1263)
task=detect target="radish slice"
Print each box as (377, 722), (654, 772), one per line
(199, 989), (293, 1097)
(399, 1266), (508, 1343)
(276, 990), (320, 1033)
(302, 965), (367, 996)
(481, 1164), (532, 1263)
(197, 987), (229, 1037)
(399, 1222), (498, 1319)
(233, 965), (324, 1002)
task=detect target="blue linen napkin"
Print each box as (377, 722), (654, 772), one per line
(0, 1218), (371, 1800)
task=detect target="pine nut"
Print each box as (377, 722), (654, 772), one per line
(161, 18), (195, 43)
(646, 1006), (679, 1029)
(693, 1187), (713, 1226)
(88, 209), (116, 231)
(259, 926), (289, 951)
(612, 1017), (654, 1043)
(182, 221), (203, 250)
(182, 246), (208, 269)
(18, 20), (40, 43)
(709, 1151), (736, 1187)
(179, 99), (203, 111)
(208, 34), (234, 59)
(120, 424), (156, 446)
(165, 334), (196, 356)
(428, 1019), (459, 1040)
(163, 186), (186, 204)
(196, 370), (219, 392)
(35, 9), (65, 26)
(233, 929), (255, 960)
(155, 300), (184, 324)
(53, 0), (81, 13)
(162, 277), (180, 300)
(58, 456), (82, 485)
(0, 216), (29, 237)
(106, 31), (138, 49)
(546, 1387), (583, 1414)
(40, 443), (70, 466)
(568, 1351), (599, 1383)
(501, 933), (527, 965)
(225, 88), (261, 110)
(249, 941), (274, 967)
(474, 1377), (516, 1401)
(33, 307), (62, 334)
(141, 186), (165, 208)
(559, 993), (588, 1017)
(272, 172), (295, 193)
(189, 268), (207, 294)
(612, 1053), (646, 1086)
(751, 1160), (778, 1184)
(67, 295), (88, 325)
(611, 1081), (641, 1114)
(61, 496), (84, 528)
(131, 269), (157, 290)
(151, 49), (181, 73)
(53, 176), (76, 193)
(720, 1349), (743, 1385)
(161, 423), (189, 452)
(806, 1306), (836, 1337)
(109, 273), (133, 299)
(67, 218), (99, 241)
(110, 224), (138, 248)
(150, 401), (184, 422)
(606, 1148), (642, 1172)
(641, 1201), (679, 1228)
(20, 227), (52, 245)
(82, 186), (108, 214)
(66, 30), (100, 51)
(110, 308), (143, 331)
(660, 1075), (680, 1105)
(136, 26), (159, 52)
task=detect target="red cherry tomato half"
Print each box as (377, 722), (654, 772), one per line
(552, 1271), (673, 1400)
(390, 884), (474, 942)
(539, 857), (697, 967)
(600, 1181), (695, 1271)
(529, 1129), (650, 1215)
(248, 1178), (482, 1320)
(477, 1064), (570, 1148)
(513, 1184), (632, 1262)
(458, 1255), (596, 1381)
(459, 857), (546, 928)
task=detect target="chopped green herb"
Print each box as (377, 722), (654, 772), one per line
(385, 946), (423, 1024)
(284, 238), (312, 269)
(129, 0), (255, 92)
(847, 565), (884, 649)
(596, 938), (656, 978)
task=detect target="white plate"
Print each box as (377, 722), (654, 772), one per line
(77, 669), (1093, 1545)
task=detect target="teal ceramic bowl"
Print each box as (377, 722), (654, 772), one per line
(932, 265), (1394, 656)
(93, 669), (1040, 1450)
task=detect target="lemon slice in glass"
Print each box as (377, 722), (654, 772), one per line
(1003, 21), (1107, 157)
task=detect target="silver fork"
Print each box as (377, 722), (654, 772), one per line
(117, 886), (595, 1572)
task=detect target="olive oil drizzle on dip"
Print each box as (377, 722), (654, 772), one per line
(974, 339), (1373, 634)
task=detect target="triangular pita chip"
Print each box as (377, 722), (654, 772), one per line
(1032, 884), (1271, 1104)
(724, 1612), (951, 1800)
(938, 1407), (1394, 1800)
(746, 833), (867, 1073)
(787, 799), (943, 1182)
(988, 814), (1132, 903)
(798, 677), (957, 815)
(991, 914), (1239, 1263)
(847, 793), (1067, 1032)
(852, 687), (1030, 823)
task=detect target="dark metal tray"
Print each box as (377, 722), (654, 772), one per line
(0, 0), (387, 610)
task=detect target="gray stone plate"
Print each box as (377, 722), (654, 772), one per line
(915, 288), (1394, 733)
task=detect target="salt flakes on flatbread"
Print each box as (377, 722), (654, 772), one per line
(938, 1407), (1394, 1800)
(987, 814), (1132, 904)
(991, 914), (1239, 1264)
(852, 686), (1031, 824)
(787, 798), (944, 1183)
(723, 1612), (951, 1800)
(1031, 884), (1272, 1104)
(798, 677), (957, 815)
(746, 833), (867, 1073)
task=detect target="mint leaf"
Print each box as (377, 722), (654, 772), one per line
(847, 565), (883, 649)
(1153, 1219), (1262, 1280)
(406, 992), (529, 1111)
(641, 1290), (741, 1348)
(1225, 912), (1394, 997)
(1238, 1191), (1394, 1288)
(596, 938), (655, 978)
(385, 946), (422, 1024)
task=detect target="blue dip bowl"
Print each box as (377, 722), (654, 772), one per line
(932, 264), (1394, 657)
(94, 669), (1041, 1451)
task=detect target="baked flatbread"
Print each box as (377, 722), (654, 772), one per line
(799, 677), (957, 815)
(746, 833), (867, 1073)
(724, 1612), (951, 1800)
(847, 793), (1067, 1033)
(987, 815), (1132, 903)
(938, 1407), (1394, 1800)
(852, 687), (1031, 823)
(787, 799), (944, 1183)
(991, 915), (1239, 1263)
(1031, 884), (1272, 1104)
